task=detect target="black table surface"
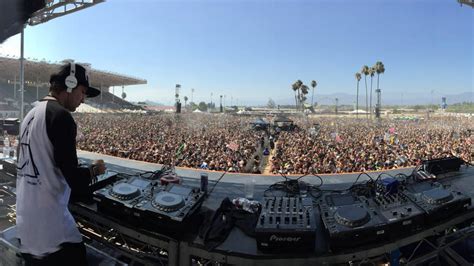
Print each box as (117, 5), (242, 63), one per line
(76, 158), (474, 259)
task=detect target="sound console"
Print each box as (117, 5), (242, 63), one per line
(93, 175), (205, 233)
(365, 192), (425, 238)
(255, 197), (316, 253)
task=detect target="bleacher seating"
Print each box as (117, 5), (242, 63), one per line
(0, 81), (141, 112)
(86, 90), (142, 111)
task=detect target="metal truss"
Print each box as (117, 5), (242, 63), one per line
(458, 0), (474, 7)
(405, 224), (474, 265)
(28, 0), (105, 26)
(70, 203), (179, 266)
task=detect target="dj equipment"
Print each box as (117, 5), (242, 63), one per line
(413, 169), (436, 180)
(0, 158), (16, 180)
(402, 182), (471, 224)
(320, 178), (472, 250)
(89, 171), (119, 192)
(93, 175), (205, 232)
(365, 192), (425, 238)
(133, 183), (204, 228)
(160, 172), (181, 186)
(255, 197), (316, 253)
(319, 193), (387, 250)
(422, 157), (464, 175)
(376, 177), (399, 195)
(1, 119), (20, 136)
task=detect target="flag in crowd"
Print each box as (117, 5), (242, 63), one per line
(227, 141), (239, 151)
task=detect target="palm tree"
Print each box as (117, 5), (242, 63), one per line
(375, 61), (385, 118)
(311, 80), (317, 107)
(361, 65), (370, 119)
(220, 95), (223, 112)
(369, 66), (376, 117)
(121, 86), (126, 99)
(375, 61), (385, 91)
(184, 96), (188, 108)
(300, 84), (309, 111)
(291, 82), (298, 110)
(292, 80), (302, 111)
(355, 73), (361, 117)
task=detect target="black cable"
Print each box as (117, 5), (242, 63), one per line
(263, 179), (300, 197)
(207, 171), (227, 196)
(296, 173), (310, 181)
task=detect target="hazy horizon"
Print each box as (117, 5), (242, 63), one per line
(0, 0), (472, 106)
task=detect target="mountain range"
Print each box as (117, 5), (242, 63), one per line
(273, 91), (473, 106)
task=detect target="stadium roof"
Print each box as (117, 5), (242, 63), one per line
(0, 56), (147, 88)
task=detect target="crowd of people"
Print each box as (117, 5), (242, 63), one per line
(75, 113), (264, 172)
(75, 113), (473, 175)
(270, 116), (473, 174)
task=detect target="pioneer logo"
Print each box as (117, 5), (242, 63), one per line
(269, 235), (301, 242)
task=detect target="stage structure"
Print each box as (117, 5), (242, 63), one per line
(15, 0), (105, 120)
(458, 0), (474, 7)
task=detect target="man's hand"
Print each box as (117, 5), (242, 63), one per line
(91, 159), (107, 176)
(89, 160), (107, 184)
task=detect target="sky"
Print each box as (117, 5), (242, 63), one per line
(0, 0), (473, 106)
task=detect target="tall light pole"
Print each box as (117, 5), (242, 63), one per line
(19, 26), (25, 120)
(210, 92), (213, 110)
(19, 0), (104, 121)
(220, 95), (223, 113)
(430, 89), (435, 107)
(191, 88), (194, 104)
(375, 88), (381, 120)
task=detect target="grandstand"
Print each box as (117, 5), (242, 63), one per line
(0, 56), (147, 114)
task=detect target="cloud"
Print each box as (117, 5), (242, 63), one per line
(0, 34), (21, 57)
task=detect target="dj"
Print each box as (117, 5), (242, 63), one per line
(16, 63), (106, 265)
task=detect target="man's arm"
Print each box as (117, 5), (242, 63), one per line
(46, 102), (92, 193)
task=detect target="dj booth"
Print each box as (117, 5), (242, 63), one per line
(1, 155), (474, 265)
(69, 155), (474, 266)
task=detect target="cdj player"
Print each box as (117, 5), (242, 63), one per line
(319, 193), (387, 250)
(93, 175), (205, 233)
(402, 181), (471, 225)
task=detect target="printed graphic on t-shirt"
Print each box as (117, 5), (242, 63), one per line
(17, 116), (40, 185)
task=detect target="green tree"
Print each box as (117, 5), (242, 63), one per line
(184, 96), (188, 108)
(311, 80), (317, 107)
(299, 84), (309, 111)
(375, 61), (385, 105)
(369, 66), (375, 117)
(267, 98), (276, 109)
(355, 72), (362, 117)
(189, 102), (197, 111)
(198, 101), (208, 112)
(292, 80), (303, 111)
(361, 65), (370, 119)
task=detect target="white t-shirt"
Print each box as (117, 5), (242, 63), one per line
(16, 100), (90, 256)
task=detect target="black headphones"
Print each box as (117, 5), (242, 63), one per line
(64, 62), (77, 93)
